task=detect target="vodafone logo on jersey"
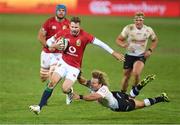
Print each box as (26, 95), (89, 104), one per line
(69, 46), (76, 54)
(67, 46), (78, 57)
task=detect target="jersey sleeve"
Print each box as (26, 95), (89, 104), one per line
(148, 27), (157, 40)
(42, 19), (50, 32)
(96, 86), (108, 98)
(85, 32), (95, 44)
(92, 38), (114, 54)
(121, 25), (129, 38)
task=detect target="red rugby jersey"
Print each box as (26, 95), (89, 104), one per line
(42, 17), (70, 53)
(55, 29), (94, 68)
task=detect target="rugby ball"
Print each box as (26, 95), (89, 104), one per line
(56, 37), (68, 51)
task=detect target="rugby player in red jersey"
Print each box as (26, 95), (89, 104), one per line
(38, 4), (70, 82)
(29, 17), (125, 115)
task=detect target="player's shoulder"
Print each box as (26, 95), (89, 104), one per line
(99, 85), (109, 92)
(124, 24), (135, 31)
(143, 24), (154, 32)
(80, 29), (87, 34)
(64, 18), (70, 23)
(80, 29), (91, 36)
(46, 16), (55, 22)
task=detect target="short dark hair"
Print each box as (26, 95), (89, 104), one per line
(70, 16), (81, 24)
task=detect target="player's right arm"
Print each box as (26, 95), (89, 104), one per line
(77, 72), (92, 87)
(116, 25), (129, 48)
(116, 34), (129, 48)
(38, 27), (47, 47)
(92, 38), (125, 61)
(73, 92), (103, 101)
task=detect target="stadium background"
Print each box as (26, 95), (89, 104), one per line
(0, 0), (180, 124)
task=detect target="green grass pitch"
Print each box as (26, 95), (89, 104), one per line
(0, 14), (180, 124)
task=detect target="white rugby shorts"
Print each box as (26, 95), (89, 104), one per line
(54, 59), (80, 82)
(40, 51), (62, 69)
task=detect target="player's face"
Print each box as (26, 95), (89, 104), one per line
(70, 22), (80, 36)
(91, 78), (101, 91)
(56, 9), (66, 19)
(134, 18), (144, 29)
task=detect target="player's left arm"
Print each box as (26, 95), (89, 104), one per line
(73, 92), (102, 101)
(92, 38), (125, 61)
(149, 37), (158, 52)
(144, 30), (158, 58)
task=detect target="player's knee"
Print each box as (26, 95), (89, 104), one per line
(47, 81), (56, 89)
(62, 87), (68, 93)
(61, 85), (71, 94)
(132, 71), (140, 77)
(50, 77), (58, 85)
(135, 100), (145, 109)
(123, 71), (131, 77)
(49, 65), (56, 73)
(124, 74), (131, 80)
(47, 76), (59, 88)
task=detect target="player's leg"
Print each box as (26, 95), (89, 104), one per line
(132, 60), (145, 87)
(133, 99), (146, 109)
(40, 68), (49, 82)
(111, 91), (136, 112)
(62, 65), (80, 104)
(40, 51), (51, 82)
(134, 92), (170, 109)
(30, 52), (51, 114)
(130, 74), (156, 98)
(62, 79), (74, 105)
(49, 53), (62, 78)
(38, 71), (61, 109)
(41, 53), (61, 106)
(29, 63), (63, 115)
(121, 69), (132, 93)
(121, 54), (134, 93)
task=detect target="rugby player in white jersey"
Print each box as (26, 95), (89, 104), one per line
(73, 70), (169, 112)
(116, 12), (158, 93)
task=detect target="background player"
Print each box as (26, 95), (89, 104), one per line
(38, 4), (69, 82)
(116, 12), (158, 93)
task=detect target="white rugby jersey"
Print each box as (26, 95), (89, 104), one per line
(121, 24), (156, 56)
(92, 85), (119, 110)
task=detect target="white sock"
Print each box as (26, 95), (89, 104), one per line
(130, 89), (136, 98)
(144, 99), (151, 106)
